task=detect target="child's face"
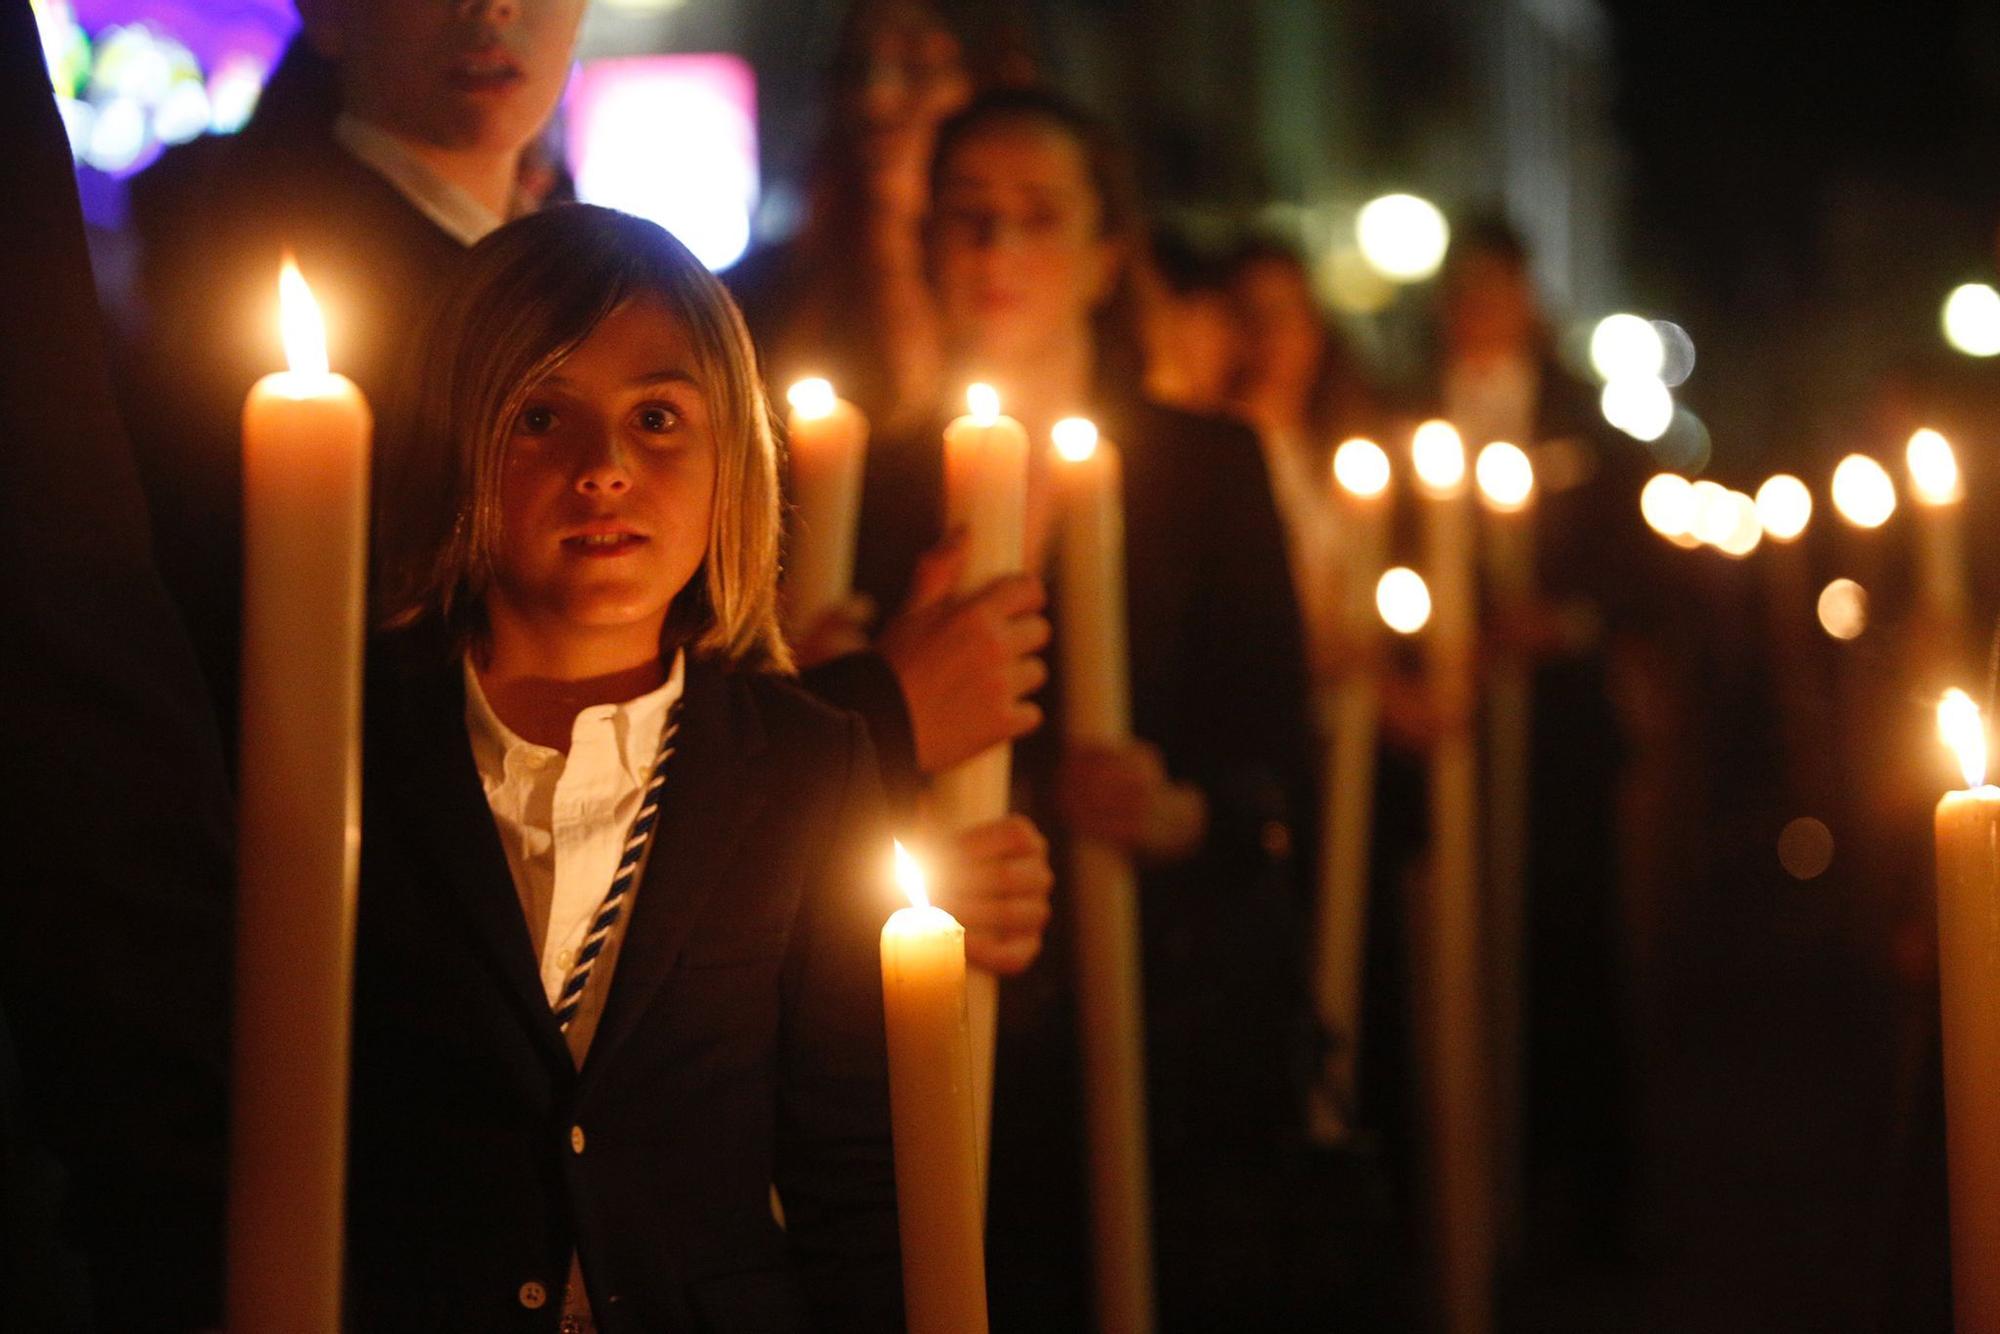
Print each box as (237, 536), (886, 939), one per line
(487, 296), (718, 651)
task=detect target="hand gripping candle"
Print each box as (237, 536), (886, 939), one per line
(782, 377), (869, 640)
(1935, 688), (2000, 1334)
(227, 259), (371, 1332)
(932, 383), (1029, 1171)
(881, 842), (991, 1334)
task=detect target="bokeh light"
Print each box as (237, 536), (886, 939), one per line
(1589, 314), (1666, 382)
(1816, 579), (1867, 640)
(1600, 376), (1675, 442)
(1905, 428), (1961, 505)
(1411, 420), (1466, 494)
(1943, 283), (2000, 357)
(1714, 491), (1763, 558)
(1754, 474), (1812, 542)
(1776, 817), (1835, 881)
(1376, 567), (1433, 634)
(1653, 319), (1697, 387)
(1830, 454), (1896, 529)
(786, 377), (837, 420)
(1355, 194), (1450, 282)
(1690, 480), (1735, 547)
(1640, 473), (1696, 541)
(1051, 417), (1100, 462)
(1333, 437), (1391, 498)
(1474, 441), (1534, 511)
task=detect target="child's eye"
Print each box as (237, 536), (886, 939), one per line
(517, 405), (557, 435)
(634, 404), (680, 435)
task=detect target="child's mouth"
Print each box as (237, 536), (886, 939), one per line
(563, 533), (647, 556)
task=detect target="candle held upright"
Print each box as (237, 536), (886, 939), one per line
(1934, 688), (2000, 1334)
(1052, 418), (1156, 1334)
(227, 260), (371, 1332)
(932, 383), (1030, 1169)
(880, 842), (991, 1334)
(782, 377), (869, 639)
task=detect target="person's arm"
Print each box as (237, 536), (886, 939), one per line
(774, 715), (904, 1333)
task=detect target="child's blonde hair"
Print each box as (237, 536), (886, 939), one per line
(381, 204), (791, 672)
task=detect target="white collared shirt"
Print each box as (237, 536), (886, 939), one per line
(463, 652), (685, 1057)
(333, 112), (506, 247)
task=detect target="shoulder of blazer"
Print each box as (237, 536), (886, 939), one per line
(726, 665), (870, 773)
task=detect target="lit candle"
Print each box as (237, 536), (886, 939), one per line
(1935, 689), (2000, 1333)
(227, 259), (371, 1332)
(1907, 428), (1969, 640)
(782, 377), (869, 639)
(880, 842), (991, 1334)
(1051, 418), (1155, 1333)
(1310, 437), (1392, 1143)
(931, 383), (1029, 1166)
(1410, 419), (1494, 1334)
(1474, 440), (1534, 1240)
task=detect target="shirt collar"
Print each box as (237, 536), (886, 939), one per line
(332, 112), (505, 247)
(464, 650), (688, 786)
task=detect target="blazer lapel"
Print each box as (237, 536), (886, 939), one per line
(372, 651), (571, 1072)
(579, 657), (769, 1089)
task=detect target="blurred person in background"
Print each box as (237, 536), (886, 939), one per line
(1225, 237), (1379, 691)
(841, 85), (1399, 1330)
(1139, 224), (1240, 417)
(120, 0), (587, 736)
(729, 0), (972, 436)
(1428, 213), (1653, 1266)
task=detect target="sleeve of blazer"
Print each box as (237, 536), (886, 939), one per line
(774, 712), (905, 1332)
(798, 651), (921, 814)
(0, 15), (235, 1331)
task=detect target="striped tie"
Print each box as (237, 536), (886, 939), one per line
(552, 697), (686, 1032)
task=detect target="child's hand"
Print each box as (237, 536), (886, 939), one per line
(876, 534), (1050, 774)
(929, 815), (1055, 975)
(1056, 740), (1207, 864)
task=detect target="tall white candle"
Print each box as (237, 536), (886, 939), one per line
(1310, 437), (1392, 1143)
(1051, 418), (1155, 1334)
(881, 843), (990, 1334)
(932, 383), (1029, 1171)
(1907, 428), (1969, 659)
(1411, 419), (1494, 1334)
(783, 377), (869, 639)
(227, 260), (371, 1332)
(1474, 440), (1534, 1252)
(1934, 689), (2000, 1334)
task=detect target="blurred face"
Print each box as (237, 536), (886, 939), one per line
(1442, 250), (1538, 358)
(488, 296), (717, 649)
(930, 120), (1120, 371)
(1231, 256), (1324, 401)
(309, 0), (584, 157)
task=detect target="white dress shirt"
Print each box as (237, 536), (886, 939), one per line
(463, 652), (685, 1059)
(333, 112), (506, 247)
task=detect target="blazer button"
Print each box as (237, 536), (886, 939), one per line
(518, 1280), (547, 1310)
(570, 1124), (586, 1154)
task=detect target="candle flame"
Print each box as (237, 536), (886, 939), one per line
(1051, 417), (1099, 462)
(892, 839), (929, 909)
(966, 383), (1001, 425)
(786, 377), (838, 420)
(1906, 428), (1961, 505)
(1411, 420), (1466, 494)
(1754, 474), (1812, 542)
(1940, 688), (1988, 790)
(1376, 566), (1432, 635)
(278, 256), (329, 378)
(1830, 453), (1896, 529)
(1332, 437), (1391, 498)
(1474, 441), (1534, 510)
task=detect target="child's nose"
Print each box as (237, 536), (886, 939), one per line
(575, 437), (633, 495)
